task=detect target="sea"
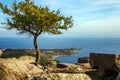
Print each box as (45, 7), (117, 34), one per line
(0, 37), (120, 63)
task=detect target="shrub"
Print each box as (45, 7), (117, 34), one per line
(40, 55), (48, 66)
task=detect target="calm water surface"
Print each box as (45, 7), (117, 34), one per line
(0, 37), (120, 63)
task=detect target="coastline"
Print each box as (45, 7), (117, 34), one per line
(0, 48), (81, 63)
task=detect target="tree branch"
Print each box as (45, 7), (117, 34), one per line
(23, 27), (35, 35)
(36, 27), (43, 36)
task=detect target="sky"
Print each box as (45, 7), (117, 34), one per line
(0, 0), (120, 37)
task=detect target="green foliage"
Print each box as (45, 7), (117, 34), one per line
(0, 0), (73, 36)
(0, 68), (4, 74)
(40, 55), (48, 66)
(0, 49), (35, 59)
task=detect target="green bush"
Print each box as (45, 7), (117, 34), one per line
(1, 49), (35, 59)
(40, 55), (48, 66)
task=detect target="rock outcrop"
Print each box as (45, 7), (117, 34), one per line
(90, 53), (120, 76)
(29, 73), (92, 80)
(78, 57), (89, 63)
(0, 49), (97, 80)
(47, 60), (57, 68)
(0, 56), (93, 80)
(0, 62), (17, 80)
(0, 56), (43, 80)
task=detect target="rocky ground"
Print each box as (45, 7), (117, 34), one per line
(0, 49), (118, 80)
(0, 56), (43, 80)
(0, 48), (97, 80)
(0, 56), (95, 80)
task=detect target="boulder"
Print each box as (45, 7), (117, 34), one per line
(47, 60), (57, 68)
(78, 57), (89, 63)
(0, 56), (43, 80)
(90, 53), (120, 75)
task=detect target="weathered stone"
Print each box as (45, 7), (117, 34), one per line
(64, 65), (83, 72)
(47, 60), (57, 68)
(0, 56), (43, 80)
(78, 57), (89, 63)
(30, 73), (92, 80)
(0, 62), (17, 80)
(0, 50), (2, 56)
(90, 53), (120, 75)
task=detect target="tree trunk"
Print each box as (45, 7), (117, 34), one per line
(34, 36), (41, 64)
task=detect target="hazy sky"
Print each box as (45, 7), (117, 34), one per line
(0, 0), (120, 37)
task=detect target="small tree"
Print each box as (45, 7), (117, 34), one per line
(0, 0), (73, 64)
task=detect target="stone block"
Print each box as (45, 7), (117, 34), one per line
(90, 53), (120, 75)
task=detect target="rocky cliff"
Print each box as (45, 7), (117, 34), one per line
(0, 56), (43, 80)
(0, 56), (92, 80)
(30, 73), (91, 80)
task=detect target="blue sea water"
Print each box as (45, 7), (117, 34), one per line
(0, 37), (120, 63)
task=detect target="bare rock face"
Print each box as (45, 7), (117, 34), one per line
(30, 73), (92, 80)
(27, 62), (93, 80)
(0, 56), (43, 80)
(0, 61), (17, 80)
(90, 53), (120, 75)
